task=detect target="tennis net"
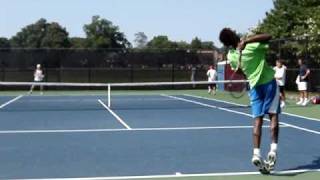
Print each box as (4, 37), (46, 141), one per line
(0, 80), (249, 110)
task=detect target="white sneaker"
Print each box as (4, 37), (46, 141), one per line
(252, 154), (269, 174)
(280, 101), (286, 108)
(301, 99), (309, 106)
(296, 99), (303, 105)
(265, 151), (277, 171)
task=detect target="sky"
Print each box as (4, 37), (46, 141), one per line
(0, 0), (274, 47)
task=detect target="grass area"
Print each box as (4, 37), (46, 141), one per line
(182, 89), (320, 120)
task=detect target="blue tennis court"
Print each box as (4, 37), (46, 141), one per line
(0, 93), (319, 179)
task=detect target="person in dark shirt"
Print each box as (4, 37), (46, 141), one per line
(296, 59), (310, 106)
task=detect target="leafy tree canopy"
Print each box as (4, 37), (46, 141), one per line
(83, 16), (131, 49)
(255, 0), (320, 62)
(0, 37), (10, 48)
(147, 35), (177, 49)
(11, 18), (70, 48)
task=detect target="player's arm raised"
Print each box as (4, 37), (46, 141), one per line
(238, 34), (272, 50)
(244, 34), (272, 43)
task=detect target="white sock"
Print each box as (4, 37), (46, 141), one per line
(304, 98), (308, 102)
(253, 148), (261, 156)
(270, 143), (277, 152)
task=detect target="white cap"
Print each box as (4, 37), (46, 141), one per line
(36, 64), (41, 68)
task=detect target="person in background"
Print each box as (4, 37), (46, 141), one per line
(207, 65), (217, 95)
(274, 59), (287, 108)
(190, 65), (197, 88)
(29, 64), (45, 95)
(296, 58), (310, 106)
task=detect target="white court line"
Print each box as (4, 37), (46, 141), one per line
(98, 99), (132, 130)
(11, 168), (320, 180)
(282, 112), (320, 122)
(185, 94), (320, 122)
(162, 94), (320, 135)
(184, 94), (249, 107)
(0, 125), (288, 134)
(0, 95), (24, 109)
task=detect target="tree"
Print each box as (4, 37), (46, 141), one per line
(10, 18), (70, 48)
(201, 41), (215, 50)
(83, 15), (131, 48)
(254, 0), (320, 62)
(176, 41), (190, 49)
(41, 22), (70, 48)
(69, 37), (88, 48)
(147, 35), (176, 49)
(191, 37), (202, 49)
(256, 0), (320, 39)
(0, 37), (10, 48)
(134, 32), (148, 48)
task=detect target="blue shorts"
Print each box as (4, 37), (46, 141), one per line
(249, 79), (281, 118)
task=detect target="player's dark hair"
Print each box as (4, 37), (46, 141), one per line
(276, 59), (284, 64)
(219, 28), (240, 48)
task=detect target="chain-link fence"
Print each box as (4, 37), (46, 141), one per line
(0, 48), (217, 84)
(1, 43), (319, 92)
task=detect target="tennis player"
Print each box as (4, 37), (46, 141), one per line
(207, 65), (217, 95)
(274, 59), (286, 108)
(219, 28), (280, 173)
(29, 64), (45, 95)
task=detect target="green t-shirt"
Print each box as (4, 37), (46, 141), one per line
(227, 42), (275, 88)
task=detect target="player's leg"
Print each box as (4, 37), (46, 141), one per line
(263, 80), (281, 171)
(212, 84), (216, 95)
(266, 113), (279, 170)
(279, 86), (285, 108)
(302, 85), (309, 106)
(253, 116), (263, 156)
(281, 87), (286, 102)
(29, 84), (35, 94)
(302, 90), (306, 106)
(297, 90), (303, 105)
(208, 84), (212, 94)
(297, 80), (304, 105)
(269, 114), (279, 144)
(299, 81), (308, 106)
(305, 90), (308, 100)
(252, 116), (270, 173)
(282, 88), (286, 104)
(249, 86), (267, 172)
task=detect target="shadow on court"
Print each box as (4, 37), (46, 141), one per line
(272, 156), (320, 177)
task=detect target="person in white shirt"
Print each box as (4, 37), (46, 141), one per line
(273, 59), (286, 108)
(29, 64), (45, 95)
(207, 65), (217, 95)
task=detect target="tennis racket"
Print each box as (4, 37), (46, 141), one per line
(226, 51), (248, 99)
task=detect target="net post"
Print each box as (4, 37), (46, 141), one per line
(107, 84), (111, 108)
